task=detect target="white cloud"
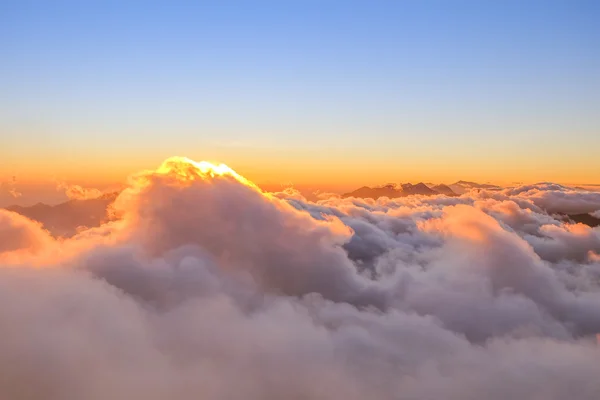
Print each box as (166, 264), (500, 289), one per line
(2, 158), (600, 399)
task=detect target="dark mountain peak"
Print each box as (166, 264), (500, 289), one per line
(412, 182), (431, 190)
(567, 213), (600, 228)
(431, 184), (457, 196)
(342, 185), (401, 199)
(400, 182), (437, 196)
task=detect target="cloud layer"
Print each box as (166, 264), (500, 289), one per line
(1, 156), (600, 399)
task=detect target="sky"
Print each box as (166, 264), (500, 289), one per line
(1, 0), (600, 199)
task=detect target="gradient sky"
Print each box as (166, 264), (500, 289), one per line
(2, 0), (600, 193)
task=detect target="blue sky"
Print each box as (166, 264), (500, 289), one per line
(1, 0), (599, 186)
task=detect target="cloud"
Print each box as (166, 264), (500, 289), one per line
(57, 182), (103, 200)
(7, 187), (22, 198)
(499, 183), (600, 214)
(0, 176), (22, 198)
(0, 210), (56, 265)
(2, 157), (600, 399)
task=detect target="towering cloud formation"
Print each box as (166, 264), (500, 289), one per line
(1, 157), (600, 399)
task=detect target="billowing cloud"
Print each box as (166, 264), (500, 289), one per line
(2, 157), (600, 399)
(499, 183), (600, 214)
(0, 210), (55, 262)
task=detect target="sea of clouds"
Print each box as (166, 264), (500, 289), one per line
(1, 157), (600, 399)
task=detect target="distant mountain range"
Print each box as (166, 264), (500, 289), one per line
(342, 181), (503, 199)
(5, 192), (118, 237)
(431, 184), (457, 196)
(5, 182), (599, 238)
(343, 183), (439, 199)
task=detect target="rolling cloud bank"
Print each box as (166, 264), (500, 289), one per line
(2, 157), (600, 399)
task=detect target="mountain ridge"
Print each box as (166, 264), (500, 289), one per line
(342, 182), (456, 199)
(5, 192), (119, 237)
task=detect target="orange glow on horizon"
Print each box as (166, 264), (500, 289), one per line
(3, 153), (600, 197)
